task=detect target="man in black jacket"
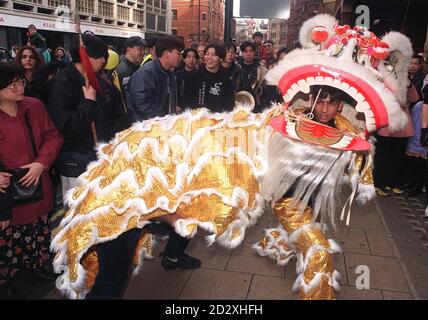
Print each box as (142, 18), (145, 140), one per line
(236, 42), (268, 112)
(175, 48), (198, 109)
(127, 35), (183, 122)
(127, 35), (201, 270)
(409, 54), (425, 100)
(184, 43), (235, 112)
(46, 34), (128, 200)
(116, 36), (146, 98)
(220, 42), (243, 94)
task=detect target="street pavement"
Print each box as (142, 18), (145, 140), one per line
(27, 190), (428, 300)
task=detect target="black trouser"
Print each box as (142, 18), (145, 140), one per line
(405, 154), (426, 192)
(144, 222), (190, 258)
(426, 155), (428, 202)
(85, 228), (142, 300)
(85, 222), (189, 299)
(373, 136), (408, 188)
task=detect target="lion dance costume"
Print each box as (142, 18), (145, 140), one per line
(51, 15), (413, 299)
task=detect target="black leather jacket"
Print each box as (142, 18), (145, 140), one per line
(127, 58), (177, 122)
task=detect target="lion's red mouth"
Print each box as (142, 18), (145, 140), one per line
(277, 64), (389, 133)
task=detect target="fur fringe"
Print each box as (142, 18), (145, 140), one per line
(299, 14), (338, 48)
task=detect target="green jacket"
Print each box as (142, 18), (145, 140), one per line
(29, 33), (47, 51)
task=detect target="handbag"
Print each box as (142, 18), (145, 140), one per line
(10, 113), (43, 206)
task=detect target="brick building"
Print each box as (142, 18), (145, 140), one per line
(171, 0), (224, 44)
(285, 0), (323, 48)
(268, 18), (288, 48)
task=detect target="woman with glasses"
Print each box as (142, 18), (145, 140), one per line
(0, 62), (63, 299)
(14, 46), (44, 97)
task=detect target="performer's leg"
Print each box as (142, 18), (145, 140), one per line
(388, 137), (407, 190)
(253, 223), (296, 267)
(373, 135), (390, 191)
(159, 223), (201, 270)
(86, 228), (142, 299)
(425, 155), (428, 217)
(273, 198), (340, 300)
(415, 157), (426, 193)
(164, 226), (190, 257)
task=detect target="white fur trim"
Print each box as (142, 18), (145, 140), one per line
(252, 227), (296, 266)
(299, 14), (337, 48)
(355, 183), (376, 205)
(292, 270), (341, 294)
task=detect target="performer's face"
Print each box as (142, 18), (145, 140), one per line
(312, 96), (343, 124)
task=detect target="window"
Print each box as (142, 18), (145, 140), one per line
(77, 0), (94, 14)
(202, 13), (206, 20)
(146, 12), (156, 30)
(172, 9), (177, 20)
(98, 1), (114, 18)
(21, 0), (42, 4)
(133, 9), (144, 24)
(48, 0), (71, 7)
(117, 5), (130, 21)
(158, 15), (166, 32)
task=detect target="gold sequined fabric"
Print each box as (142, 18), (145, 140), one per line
(51, 107), (274, 297)
(273, 197), (337, 300)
